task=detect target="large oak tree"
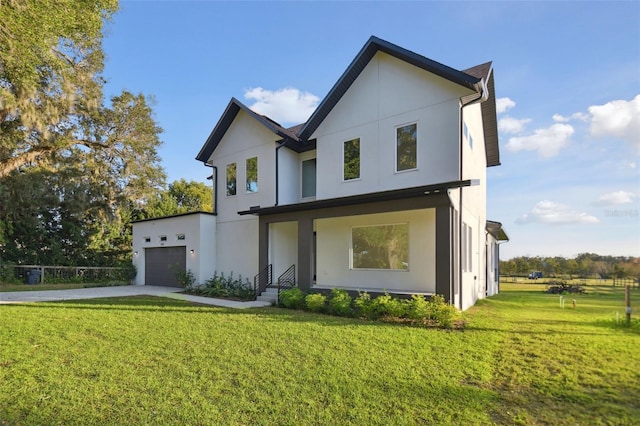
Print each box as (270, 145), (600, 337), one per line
(0, 1), (167, 266)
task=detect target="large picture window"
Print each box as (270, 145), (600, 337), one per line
(343, 138), (360, 180)
(246, 157), (258, 193)
(226, 163), (236, 196)
(396, 123), (417, 172)
(351, 224), (409, 270)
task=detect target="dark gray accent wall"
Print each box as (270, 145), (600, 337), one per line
(297, 218), (314, 292)
(435, 206), (452, 303)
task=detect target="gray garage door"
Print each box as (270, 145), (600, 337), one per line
(145, 246), (186, 287)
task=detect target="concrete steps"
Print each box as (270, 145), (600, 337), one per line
(256, 286), (278, 304)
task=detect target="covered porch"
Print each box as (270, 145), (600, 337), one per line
(241, 180), (475, 303)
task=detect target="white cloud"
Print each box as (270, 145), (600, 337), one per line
(516, 200), (599, 225)
(244, 87), (319, 125)
(496, 97), (515, 114)
(498, 116), (531, 134)
(505, 123), (574, 157)
(588, 94), (640, 151)
(593, 190), (635, 206)
(552, 112), (588, 123)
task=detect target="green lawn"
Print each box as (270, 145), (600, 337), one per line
(1, 285), (638, 425)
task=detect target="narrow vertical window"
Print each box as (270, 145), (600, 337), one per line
(467, 225), (473, 272)
(301, 158), (316, 198)
(226, 163), (236, 196)
(246, 156), (258, 193)
(462, 223), (467, 272)
(396, 123), (417, 172)
(343, 138), (360, 180)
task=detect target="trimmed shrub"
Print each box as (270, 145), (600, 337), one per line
(329, 288), (353, 317)
(372, 292), (405, 318)
(354, 291), (376, 320)
(279, 288), (305, 309)
(305, 293), (327, 312)
(431, 294), (457, 328)
(406, 294), (430, 320)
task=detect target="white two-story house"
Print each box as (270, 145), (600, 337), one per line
(193, 36), (507, 310)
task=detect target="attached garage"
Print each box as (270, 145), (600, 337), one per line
(144, 246), (186, 287)
(132, 212), (216, 287)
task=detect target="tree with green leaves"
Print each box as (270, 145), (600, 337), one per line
(0, 0), (120, 176)
(140, 179), (213, 219)
(0, 0), (167, 266)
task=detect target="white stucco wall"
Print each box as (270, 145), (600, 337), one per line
(269, 221), (298, 281)
(311, 52), (475, 201)
(208, 110), (279, 224)
(486, 235), (500, 297)
(315, 209), (436, 293)
(214, 218), (259, 283)
(132, 213), (216, 285)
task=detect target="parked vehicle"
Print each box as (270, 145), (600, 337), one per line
(528, 271), (543, 279)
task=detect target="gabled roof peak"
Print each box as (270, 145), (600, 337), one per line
(298, 36), (485, 141)
(197, 36), (500, 165)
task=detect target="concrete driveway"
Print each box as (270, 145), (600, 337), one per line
(0, 285), (271, 309)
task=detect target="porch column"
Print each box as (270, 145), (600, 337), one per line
(297, 217), (313, 292)
(258, 217), (269, 274)
(435, 206), (452, 303)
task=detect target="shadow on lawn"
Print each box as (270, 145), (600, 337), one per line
(4, 296), (453, 330)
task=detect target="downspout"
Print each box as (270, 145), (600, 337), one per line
(457, 77), (489, 310)
(204, 163), (217, 215)
(274, 140), (287, 206)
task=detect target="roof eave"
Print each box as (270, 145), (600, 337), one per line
(298, 36), (482, 141)
(196, 98), (302, 163)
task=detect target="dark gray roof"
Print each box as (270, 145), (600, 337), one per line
(196, 36), (500, 166)
(464, 62), (500, 167)
(486, 220), (509, 241)
(195, 98), (301, 163)
(298, 36), (483, 141)
(132, 211), (216, 224)
(238, 179), (477, 216)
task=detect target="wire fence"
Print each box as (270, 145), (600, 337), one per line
(0, 264), (135, 285)
(500, 275), (639, 288)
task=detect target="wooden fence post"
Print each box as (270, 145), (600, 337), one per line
(626, 285), (632, 324)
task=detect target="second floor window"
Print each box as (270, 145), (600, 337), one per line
(343, 138), (360, 180)
(246, 156), (258, 193)
(396, 123), (417, 172)
(226, 163), (236, 196)
(301, 158), (316, 198)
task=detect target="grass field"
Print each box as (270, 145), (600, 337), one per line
(1, 284), (638, 425)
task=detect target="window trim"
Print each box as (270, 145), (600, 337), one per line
(395, 122), (418, 173)
(245, 156), (258, 194)
(350, 222), (410, 271)
(301, 158), (317, 199)
(225, 162), (237, 197)
(343, 137), (361, 181)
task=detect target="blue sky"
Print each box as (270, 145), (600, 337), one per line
(102, 1), (639, 259)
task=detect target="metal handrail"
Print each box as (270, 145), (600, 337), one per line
(253, 264), (272, 300)
(277, 264), (296, 302)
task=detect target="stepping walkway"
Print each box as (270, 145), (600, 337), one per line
(0, 285), (272, 309)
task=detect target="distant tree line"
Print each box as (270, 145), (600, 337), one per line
(500, 253), (640, 279)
